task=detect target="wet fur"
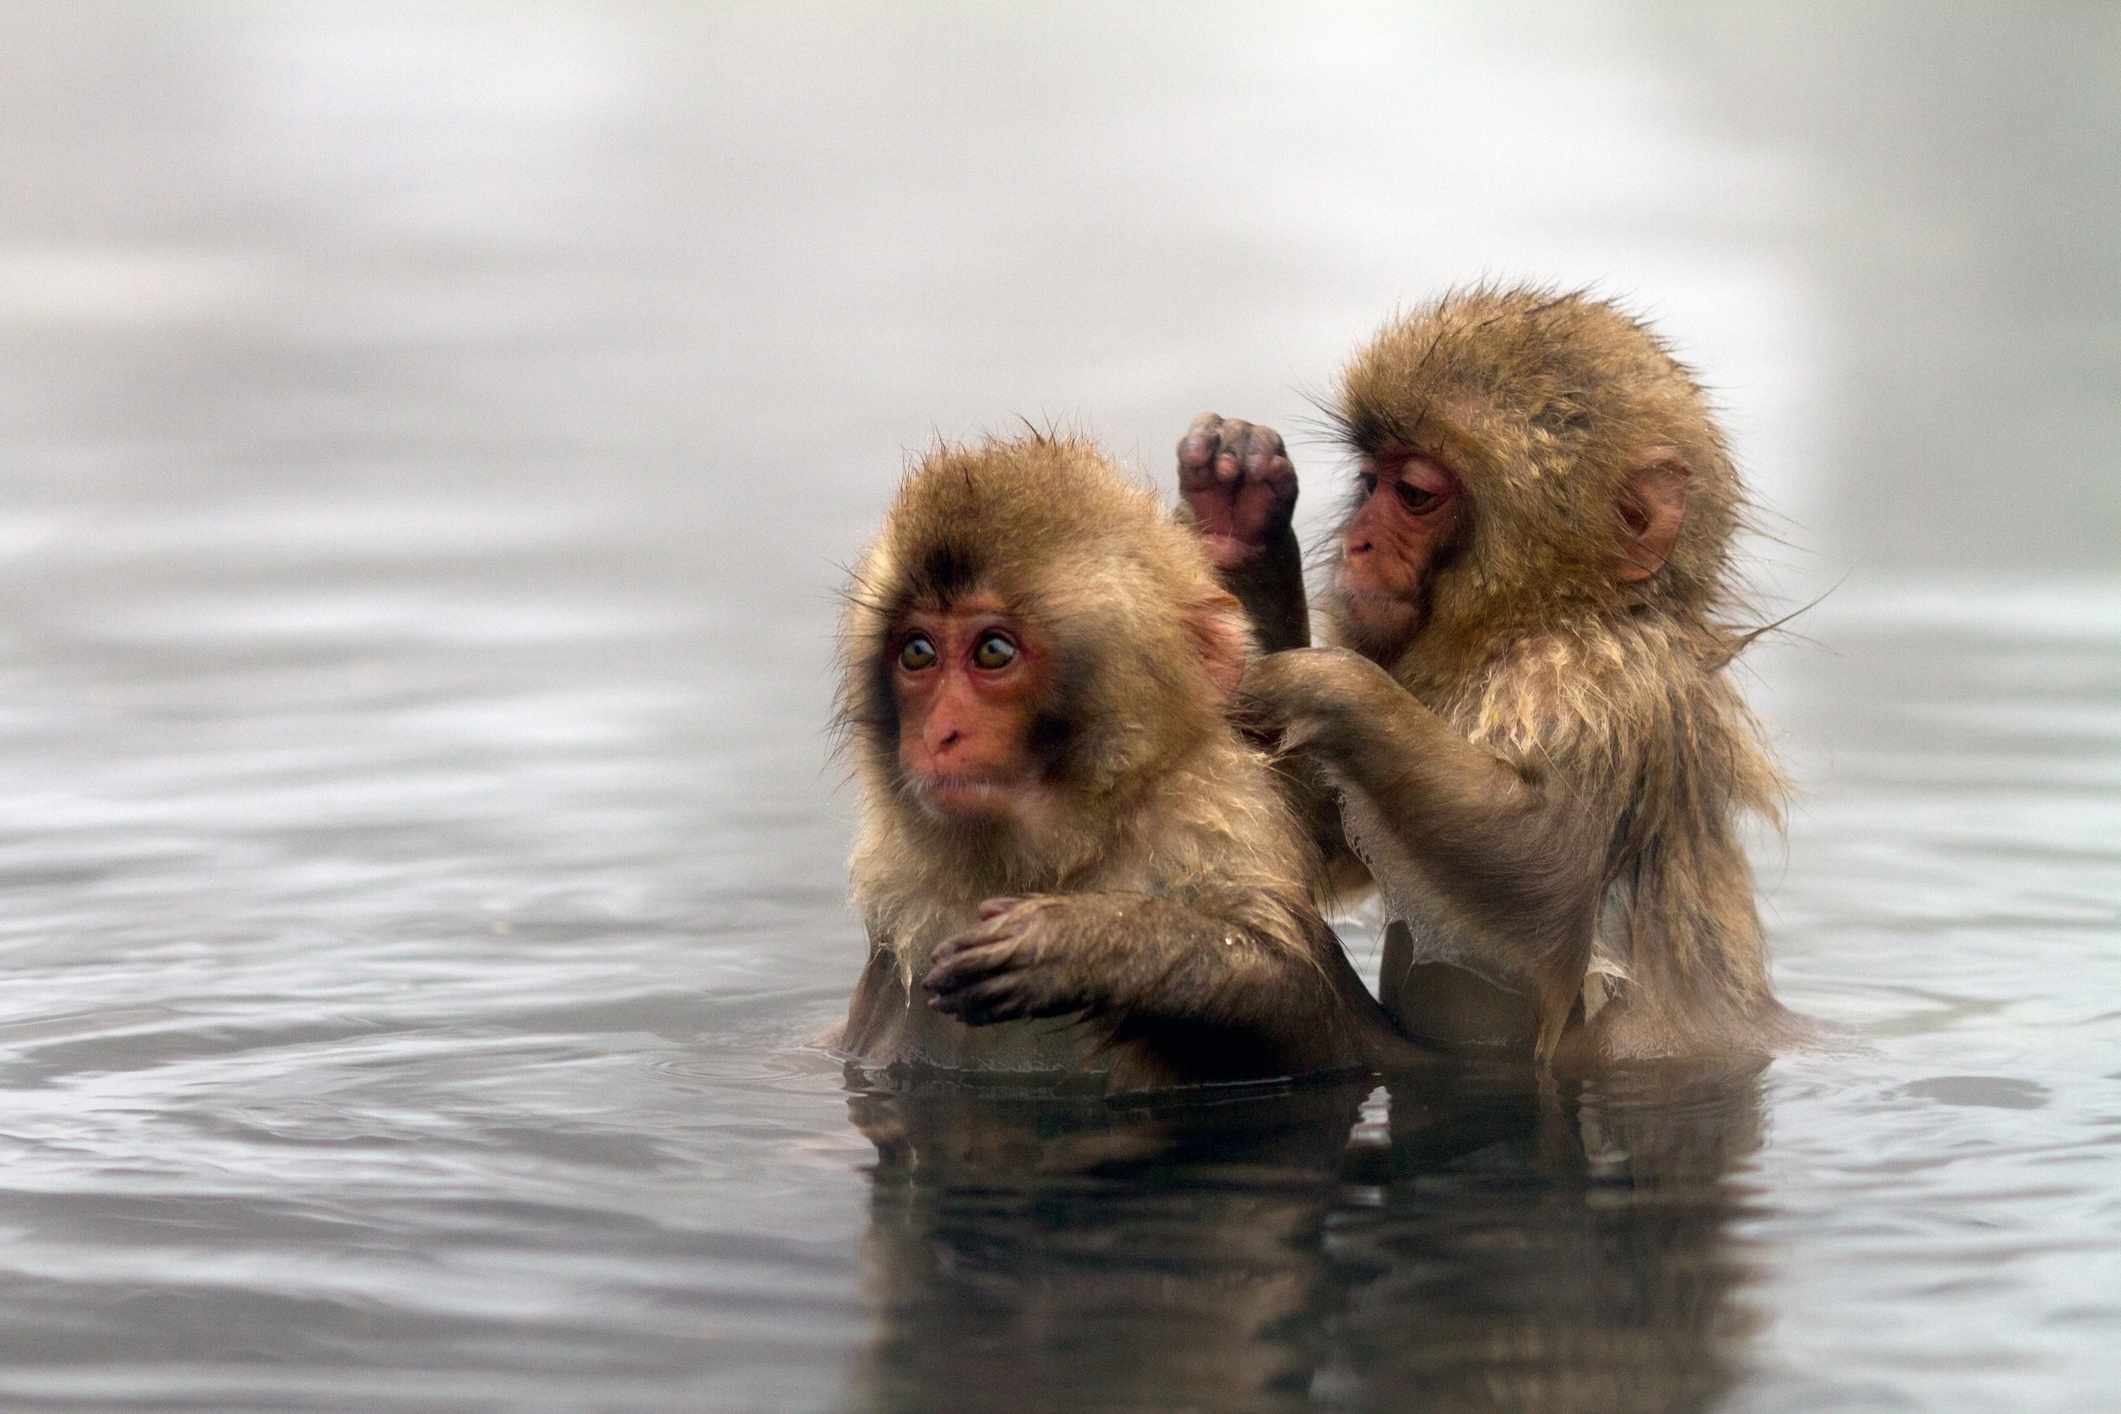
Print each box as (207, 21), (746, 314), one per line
(1275, 286), (1797, 1062)
(830, 434), (1392, 1087)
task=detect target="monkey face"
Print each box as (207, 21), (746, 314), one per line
(1336, 453), (1462, 649)
(888, 597), (1049, 823)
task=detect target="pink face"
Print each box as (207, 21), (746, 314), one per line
(1337, 452), (1463, 651)
(890, 596), (1047, 822)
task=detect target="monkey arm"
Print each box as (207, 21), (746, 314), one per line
(1174, 506), (1310, 653)
(922, 891), (1414, 1075)
(1243, 648), (1555, 863)
(1224, 522), (1312, 653)
(1242, 648), (1609, 1043)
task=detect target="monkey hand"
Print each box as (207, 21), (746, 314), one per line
(922, 896), (1105, 1025)
(1176, 413), (1298, 569)
(1236, 646), (1401, 751)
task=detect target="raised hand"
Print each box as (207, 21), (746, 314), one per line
(1176, 412), (1299, 569)
(1175, 413), (1312, 653)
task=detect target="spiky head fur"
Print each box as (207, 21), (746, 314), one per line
(1329, 285), (1749, 688)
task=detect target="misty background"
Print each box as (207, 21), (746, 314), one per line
(0, 8), (2116, 1409)
(8, 5), (2116, 650)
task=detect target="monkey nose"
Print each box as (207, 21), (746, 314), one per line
(1347, 537), (1374, 556)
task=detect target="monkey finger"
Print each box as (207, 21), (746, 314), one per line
(976, 895), (1029, 921)
(1234, 467), (1296, 532)
(922, 938), (1022, 992)
(1225, 422), (1295, 496)
(1227, 418), (1279, 466)
(932, 912), (1028, 960)
(1257, 451), (1296, 494)
(925, 975), (1037, 1024)
(1175, 413), (1227, 488)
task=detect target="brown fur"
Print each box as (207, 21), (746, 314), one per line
(1328, 287), (1753, 687)
(1204, 286), (1796, 1064)
(829, 433), (1410, 1089)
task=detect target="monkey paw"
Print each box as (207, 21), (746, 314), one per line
(922, 896), (1092, 1026)
(1176, 413), (1298, 568)
(1238, 646), (1392, 734)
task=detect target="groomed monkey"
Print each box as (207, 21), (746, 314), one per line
(1180, 286), (1798, 1065)
(828, 432), (1412, 1092)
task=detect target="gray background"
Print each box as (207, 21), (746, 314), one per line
(0, 6), (2116, 1410)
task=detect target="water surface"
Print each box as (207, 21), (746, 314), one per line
(2, 7), (2117, 1411)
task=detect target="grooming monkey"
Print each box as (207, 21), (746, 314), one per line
(827, 432), (1412, 1091)
(1180, 286), (1797, 1064)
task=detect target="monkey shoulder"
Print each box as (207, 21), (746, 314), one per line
(1458, 620), (1706, 773)
(1127, 743), (1324, 935)
(1458, 619), (1783, 858)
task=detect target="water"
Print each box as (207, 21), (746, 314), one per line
(2, 7), (2117, 1411)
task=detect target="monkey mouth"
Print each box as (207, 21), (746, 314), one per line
(1341, 588), (1412, 608)
(1339, 588), (1419, 621)
(910, 772), (1031, 819)
(1337, 588), (1424, 649)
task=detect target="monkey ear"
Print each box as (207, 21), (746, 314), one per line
(1185, 591), (1251, 701)
(1616, 456), (1691, 583)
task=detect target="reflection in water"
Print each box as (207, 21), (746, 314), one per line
(1337, 1064), (1768, 1413)
(845, 1078), (1365, 1412)
(843, 1063), (1768, 1413)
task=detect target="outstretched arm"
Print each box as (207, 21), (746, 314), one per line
(1243, 647), (1609, 1056)
(1176, 414), (1311, 653)
(921, 890), (1424, 1077)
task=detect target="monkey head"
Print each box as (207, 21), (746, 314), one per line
(838, 434), (1248, 860)
(1325, 287), (1746, 672)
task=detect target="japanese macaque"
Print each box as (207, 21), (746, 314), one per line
(826, 432), (1413, 1092)
(1180, 286), (1798, 1065)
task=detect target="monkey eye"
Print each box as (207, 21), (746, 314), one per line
(1393, 480), (1443, 514)
(971, 632), (1018, 670)
(898, 634), (938, 671)
(1357, 473), (1378, 496)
